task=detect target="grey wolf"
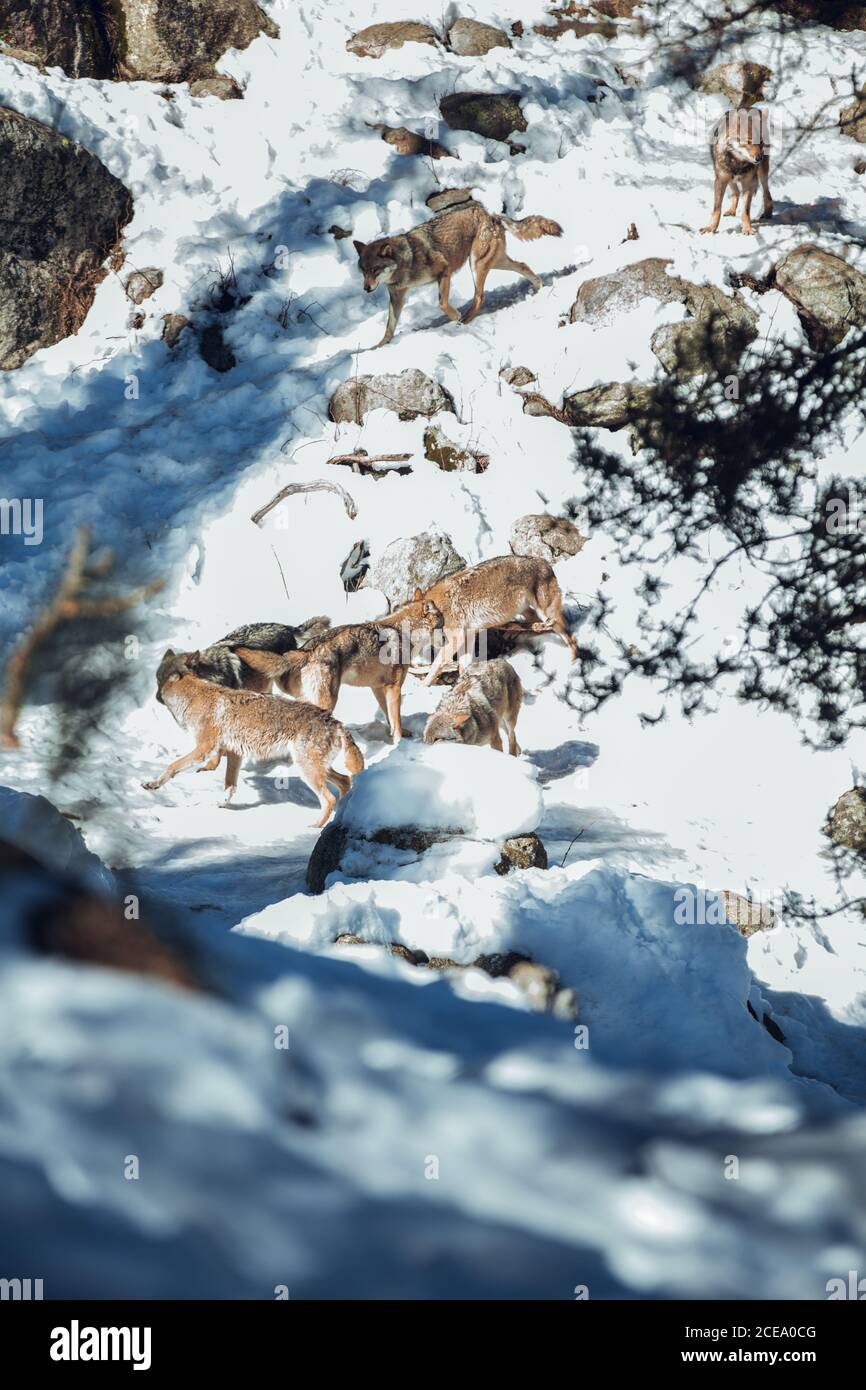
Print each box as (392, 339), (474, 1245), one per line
(414, 555), (578, 685)
(176, 618), (331, 693)
(143, 651), (364, 825)
(701, 109), (772, 236)
(423, 658), (523, 754)
(353, 202), (563, 346)
(233, 597), (443, 742)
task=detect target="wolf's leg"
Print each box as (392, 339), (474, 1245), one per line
(384, 679), (404, 741)
(488, 722), (504, 753)
(493, 249), (542, 291)
(220, 752), (241, 807)
(700, 174), (728, 234)
(326, 767), (351, 798)
(539, 588), (578, 661)
(504, 717), (521, 757)
(437, 272), (461, 323)
(462, 247), (496, 322)
(758, 157), (773, 220)
(296, 756), (338, 829)
(372, 685), (389, 719)
(424, 630), (461, 686)
(740, 180), (756, 235)
(142, 737), (219, 790)
(196, 748), (224, 773)
(456, 628), (480, 673)
(723, 185), (740, 217)
(377, 287), (407, 347)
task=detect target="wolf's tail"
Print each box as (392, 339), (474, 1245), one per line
(219, 617), (331, 653)
(340, 726), (365, 777)
(232, 647), (308, 683)
(500, 214), (563, 241)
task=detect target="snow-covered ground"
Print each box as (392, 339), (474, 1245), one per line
(1, 0), (866, 1297)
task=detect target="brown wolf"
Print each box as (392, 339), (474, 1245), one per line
(143, 651), (364, 825)
(701, 110), (773, 236)
(415, 555), (578, 685)
(179, 618), (331, 694)
(423, 659), (523, 755)
(353, 203), (563, 346)
(232, 597), (443, 742)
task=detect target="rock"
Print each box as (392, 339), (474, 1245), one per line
(124, 268), (164, 305)
(329, 225), (352, 240)
(841, 90), (866, 144)
(856, 160), (866, 175)
(0, 108), (133, 371)
(198, 322), (236, 372)
(448, 18), (511, 56)
(561, 381), (655, 430)
(700, 61), (772, 108)
(329, 368), (456, 425)
(570, 257), (684, 324)
(0, 43), (47, 71)
(509, 513), (587, 563)
(494, 834), (548, 875)
(500, 364), (536, 387)
(509, 960), (559, 1011)
(551, 987), (580, 1020)
(824, 787), (866, 853)
(721, 891), (777, 937)
(0, 1), (112, 77)
(473, 950), (530, 978)
(774, 243), (866, 351)
(388, 942), (429, 966)
(379, 125), (450, 158)
(440, 91), (527, 144)
(426, 188), (476, 211)
(534, 17), (617, 41)
(369, 529), (466, 609)
(776, 1), (866, 30)
(423, 425), (489, 473)
(307, 824), (349, 893)
(162, 313), (192, 347)
(593, 0), (644, 14)
(114, 0), (277, 82)
(334, 932), (365, 946)
(188, 75), (243, 100)
(347, 21), (439, 59)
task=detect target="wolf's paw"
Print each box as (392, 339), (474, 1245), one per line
(699, 225), (718, 235)
(141, 780), (160, 791)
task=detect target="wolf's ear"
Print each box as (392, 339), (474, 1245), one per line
(413, 587), (424, 602)
(353, 240), (366, 256)
(379, 240), (394, 258)
(162, 648), (175, 660)
(452, 710), (471, 728)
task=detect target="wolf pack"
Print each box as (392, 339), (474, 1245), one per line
(144, 103), (773, 826)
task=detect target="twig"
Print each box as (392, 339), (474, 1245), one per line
(0, 527), (163, 749)
(328, 450), (413, 477)
(559, 828), (585, 868)
(251, 480), (358, 527)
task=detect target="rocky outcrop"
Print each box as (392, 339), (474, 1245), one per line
(448, 18), (511, 56)
(329, 368), (456, 425)
(571, 257), (758, 376)
(824, 787), (866, 853)
(0, 107), (133, 370)
(368, 529), (466, 609)
(699, 60), (772, 108)
(440, 91), (527, 145)
(0, 0), (278, 82)
(510, 513), (587, 563)
(774, 244), (866, 351)
(347, 21), (439, 58)
(494, 834), (548, 874)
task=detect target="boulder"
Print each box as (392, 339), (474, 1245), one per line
(561, 381), (655, 430)
(494, 834), (548, 874)
(776, 1), (866, 29)
(0, 42), (47, 71)
(700, 60), (772, 108)
(0, 108), (133, 371)
(509, 513), (587, 563)
(774, 243), (866, 351)
(500, 364), (536, 387)
(423, 425), (489, 473)
(840, 91), (866, 145)
(534, 17), (617, 41)
(124, 268), (163, 304)
(0, 1), (112, 77)
(188, 75), (243, 100)
(347, 21), (439, 58)
(378, 125), (450, 158)
(440, 90), (527, 144)
(427, 188), (476, 212)
(721, 891), (777, 937)
(115, 0), (278, 82)
(570, 257), (685, 324)
(162, 312), (192, 347)
(368, 529), (466, 610)
(329, 368), (456, 425)
(448, 18), (511, 56)
(824, 787), (866, 853)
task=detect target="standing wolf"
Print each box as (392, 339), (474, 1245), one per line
(353, 202), (563, 345)
(701, 109), (773, 237)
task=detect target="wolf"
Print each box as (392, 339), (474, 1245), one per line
(414, 555), (578, 685)
(178, 617), (331, 693)
(143, 650), (364, 825)
(423, 659), (523, 755)
(353, 202), (563, 346)
(233, 596), (444, 741)
(701, 109), (773, 236)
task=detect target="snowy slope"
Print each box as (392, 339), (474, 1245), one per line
(1, 0), (866, 1296)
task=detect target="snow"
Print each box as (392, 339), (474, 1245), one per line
(1, 0), (866, 1297)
